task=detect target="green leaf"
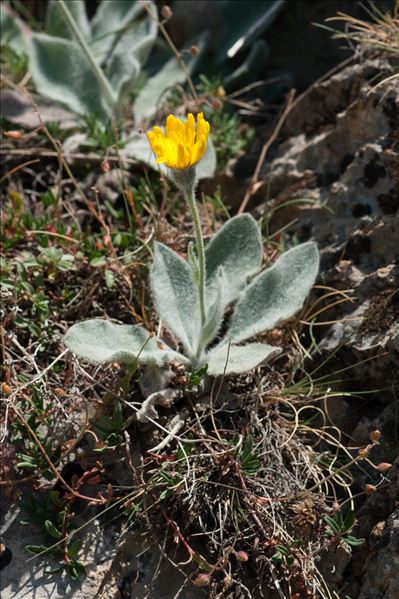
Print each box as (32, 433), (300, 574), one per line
(26, 544), (48, 555)
(205, 342), (280, 376)
(0, 3), (29, 55)
(64, 318), (188, 365)
(45, 519), (63, 539)
(90, 256), (106, 267)
(46, 0), (90, 40)
(68, 559), (86, 579)
(68, 538), (83, 558)
(241, 453), (261, 475)
(205, 214), (262, 308)
(28, 33), (109, 117)
(325, 515), (342, 534)
(343, 509), (355, 532)
(345, 535), (365, 547)
(90, 0), (148, 63)
(17, 462), (37, 469)
(106, 49), (140, 100)
(49, 490), (63, 507)
(150, 242), (201, 356)
(45, 565), (65, 574)
(109, 5), (157, 68)
(105, 269), (115, 289)
(226, 242), (319, 344)
(113, 400), (123, 429)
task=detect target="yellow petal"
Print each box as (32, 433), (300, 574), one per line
(147, 112), (210, 170)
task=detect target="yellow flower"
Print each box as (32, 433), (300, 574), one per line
(147, 112), (210, 170)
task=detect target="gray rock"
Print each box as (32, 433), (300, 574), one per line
(261, 55), (399, 597)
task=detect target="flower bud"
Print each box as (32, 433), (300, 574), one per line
(189, 45), (200, 56)
(161, 5), (173, 20)
(376, 462), (392, 473)
(358, 446), (370, 458)
(4, 130), (23, 139)
(365, 484), (377, 495)
(212, 99), (223, 111)
(1, 383), (12, 395)
(224, 575), (233, 589)
(235, 550), (249, 562)
(370, 430), (381, 442)
(101, 159), (110, 173)
(193, 573), (211, 587)
(216, 85), (226, 98)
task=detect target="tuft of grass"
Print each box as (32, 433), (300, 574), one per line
(321, 1), (399, 55)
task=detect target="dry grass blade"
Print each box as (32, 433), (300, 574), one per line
(323, 1), (399, 54)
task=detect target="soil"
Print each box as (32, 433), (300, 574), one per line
(1, 4), (399, 599)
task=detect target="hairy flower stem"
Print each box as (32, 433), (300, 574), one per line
(172, 167), (207, 363)
(185, 184), (207, 329)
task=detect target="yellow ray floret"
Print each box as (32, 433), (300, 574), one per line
(147, 113), (210, 170)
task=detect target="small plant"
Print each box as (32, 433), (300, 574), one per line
(324, 509), (365, 548)
(210, 110), (254, 167)
(271, 541), (300, 567)
(13, 385), (61, 479)
(23, 491), (86, 580)
(65, 113), (319, 402)
(79, 115), (126, 152)
(92, 399), (134, 450)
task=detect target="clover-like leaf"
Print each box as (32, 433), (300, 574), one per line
(150, 242), (201, 355)
(64, 319), (187, 365)
(205, 213), (262, 308)
(226, 241), (319, 344)
(205, 342), (281, 376)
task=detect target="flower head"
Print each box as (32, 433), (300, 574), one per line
(147, 112), (210, 170)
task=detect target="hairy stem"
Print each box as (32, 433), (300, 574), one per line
(184, 185), (206, 331)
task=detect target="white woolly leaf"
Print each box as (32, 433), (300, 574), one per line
(201, 267), (226, 347)
(1, 3), (29, 55)
(28, 34), (111, 117)
(205, 213), (262, 307)
(89, 0), (147, 63)
(106, 51), (141, 100)
(150, 242), (201, 355)
(206, 342), (281, 376)
(226, 241), (319, 344)
(64, 319), (187, 365)
(46, 0), (90, 40)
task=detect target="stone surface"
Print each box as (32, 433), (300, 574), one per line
(2, 49), (398, 599)
(259, 54), (399, 597)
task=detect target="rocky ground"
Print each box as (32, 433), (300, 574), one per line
(260, 54), (399, 599)
(1, 47), (398, 599)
